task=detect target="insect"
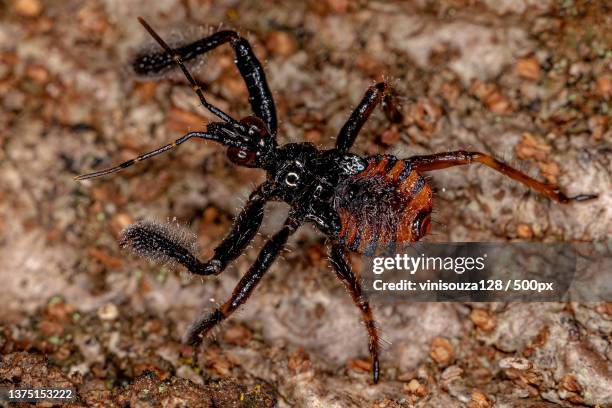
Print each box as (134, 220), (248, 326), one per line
(76, 17), (597, 383)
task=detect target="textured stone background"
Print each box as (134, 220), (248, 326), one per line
(1, 0), (610, 406)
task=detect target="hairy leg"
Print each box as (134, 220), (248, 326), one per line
(120, 183), (272, 276)
(408, 151), (597, 203)
(135, 19), (277, 135)
(336, 82), (402, 152)
(329, 244), (380, 383)
(138, 17), (246, 129)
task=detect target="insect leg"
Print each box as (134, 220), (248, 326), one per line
(336, 81), (402, 152)
(118, 183), (272, 276)
(74, 130), (246, 180)
(200, 183), (272, 275)
(329, 244), (380, 383)
(183, 216), (300, 345)
(305, 202), (341, 237)
(408, 151), (598, 203)
(135, 19), (277, 135)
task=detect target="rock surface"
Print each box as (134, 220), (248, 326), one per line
(1, 0), (610, 406)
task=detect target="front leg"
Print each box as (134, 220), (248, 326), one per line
(336, 82), (402, 152)
(120, 183), (271, 275)
(329, 244), (381, 383)
(184, 216), (300, 345)
(134, 23), (277, 135)
(203, 183), (272, 275)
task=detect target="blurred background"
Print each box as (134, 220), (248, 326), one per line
(0, 0), (610, 406)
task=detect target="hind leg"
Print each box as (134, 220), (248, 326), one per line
(329, 244), (381, 383)
(408, 151), (597, 203)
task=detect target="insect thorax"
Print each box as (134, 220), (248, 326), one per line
(266, 144), (367, 204)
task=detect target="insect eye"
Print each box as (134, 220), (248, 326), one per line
(285, 172), (299, 187)
(227, 147), (257, 167)
(240, 116), (269, 137)
(412, 211), (432, 240)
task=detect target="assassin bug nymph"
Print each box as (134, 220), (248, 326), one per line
(76, 17), (597, 383)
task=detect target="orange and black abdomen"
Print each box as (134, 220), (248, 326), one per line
(333, 155), (433, 254)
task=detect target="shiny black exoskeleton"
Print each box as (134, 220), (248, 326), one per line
(77, 18), (597, 384)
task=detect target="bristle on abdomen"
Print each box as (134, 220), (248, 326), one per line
(120, 220), (200, 269)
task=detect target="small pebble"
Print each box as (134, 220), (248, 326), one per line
(499, 357), (532, 371)
(515, 57), (541, 80)
(538, 160), (559, 184)
(430, 337), (454, 365)
(26, 64), (49, 85)
(347, 358), (371, 373)
(470, 80), (512, 114)
(288, 347), (311, 374)
(266, 31), (297, 57)
(515, 132), (551, 161)
(403, 379), (427, 397)
(470, 309), (496, 332)
(13, 0), (43, 17)
(468, 390), (493, 408)
(111, 213), (134, 236)
(596, 76), (611, 99)
(558, 374), (582, 393)
(441, 365), (463, 383)
(516, 223), (533, 239)
(97, 303), (119, 321)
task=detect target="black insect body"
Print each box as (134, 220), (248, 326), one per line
(77, 18), (597, 383)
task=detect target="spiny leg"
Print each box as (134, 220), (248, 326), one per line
(135, 19), (277, 135)
(329, 244), (380, 383)
(201, 183), (271, 275)
(74, 130), (246, 180)
(120, 183), (272, 276)
(184, 216), (300, 345)
(408, 150), (597, 203)
(137, 17), (244, 129)
(336, 81), (402, 152)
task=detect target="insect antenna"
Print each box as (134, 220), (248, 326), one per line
(75, 132), (192, 180)
(137, 17), (246, 132)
